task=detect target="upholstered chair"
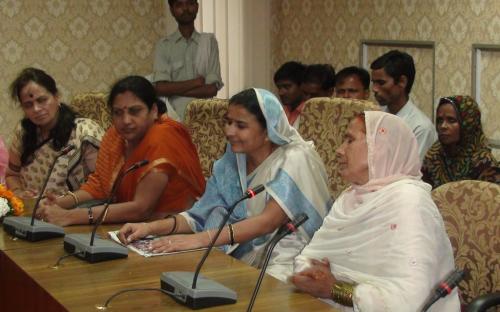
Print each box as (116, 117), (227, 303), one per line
(70, 92), (111, 130)
(183, 98), (228, 178)
(431, 180), (500, 305)
(298, 97), (379, 198)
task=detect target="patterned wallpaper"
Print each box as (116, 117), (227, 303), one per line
(271, 0), (500, 158)
(0, 0), (166, 143)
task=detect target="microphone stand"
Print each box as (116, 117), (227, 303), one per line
(160, 184), (266, 310)
(247, 213), (309, 312)
(63, 160), (149, 263)
(421, 268), (465, 312)
(3, 144), (75, 241)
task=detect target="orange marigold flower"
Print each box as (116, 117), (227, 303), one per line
(0, 184), (25, 216)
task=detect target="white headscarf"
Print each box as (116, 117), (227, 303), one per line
(345, 111), (422, 209)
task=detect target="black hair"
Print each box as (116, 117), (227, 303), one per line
(370, 50), (415, 95)
(108, 76), (167, 115)
(334, 66), (370, 90)
(273, 61), (306, 85)
(303, 64), (336, 90)
(168, 0), (197, 6)
(228, 89), (266, 129)
(10, 67), (76, 166)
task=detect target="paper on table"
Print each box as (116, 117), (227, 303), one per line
(108, 231), (206, 258)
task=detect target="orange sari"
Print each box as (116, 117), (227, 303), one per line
(80, 116), (205, 215)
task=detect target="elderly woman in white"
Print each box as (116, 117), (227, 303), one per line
(291, 111), (460, 311)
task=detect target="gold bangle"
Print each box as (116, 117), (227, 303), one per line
(330, 281), (354, 307)
(67, 191), (79, 206)
(102, 207), (109, 223)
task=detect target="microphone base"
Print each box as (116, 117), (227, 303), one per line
(2, 216), (65, 241)
(160, 271), (237, 310)
(63, 233), (128, 263)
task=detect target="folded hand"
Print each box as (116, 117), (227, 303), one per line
(291, 258), (337, 299)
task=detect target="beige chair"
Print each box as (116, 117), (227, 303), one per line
(298, 97), (379, 198)
(431, 180), (500, 305)
(183, 98), (228, 178)
(70, 92), (111, 130)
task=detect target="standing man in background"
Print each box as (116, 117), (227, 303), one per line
(370, 50), (437, 160)
(153, 0), (223, 120)
(273, 61), (307, 128)
(334, 66), (370, 100)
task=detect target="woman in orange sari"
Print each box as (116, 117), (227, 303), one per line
(38, 76), (205, 226)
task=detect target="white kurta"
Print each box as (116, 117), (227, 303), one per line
(385, 99), (437, 161)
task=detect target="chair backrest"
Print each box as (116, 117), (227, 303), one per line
(184, 98), (228, 178)
(70, 92), (111, 130)
(298, 97), (379, 198)
(431, 180), (500, 305)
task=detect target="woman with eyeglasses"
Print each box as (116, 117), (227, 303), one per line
(422, 96), (499, 189)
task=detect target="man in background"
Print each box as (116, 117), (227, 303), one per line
(334, 66), (370, 100)
(301, 64), (335, 100)
(274, 61), (306, 128)
(370, 50), (437, 160)
(152, 0), (223, 120)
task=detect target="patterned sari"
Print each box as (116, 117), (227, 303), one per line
(422, 95), (499, 188)
(80, 115), (205, 215)
(181, 88), (332, 281)
(9, 118), (103, 195)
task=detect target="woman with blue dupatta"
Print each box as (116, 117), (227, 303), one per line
(118, 88), (332, 280)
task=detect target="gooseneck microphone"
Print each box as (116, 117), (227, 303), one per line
(90, 159), (149, 246)
(3, 144), (75, 241)
(247, 213), (309, 312)
(63, 159), (149, 263)
(421, 268), (465, 312)
(161, 184), (266, 309)
(192, 184), (266, 289)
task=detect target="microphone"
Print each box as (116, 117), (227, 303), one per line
(63, 159), (149, 263)
(247, 213), (309, 312)
(161, 184), (266, 309)
(421, 268), (465, 312)
(3, 144), (75, 241)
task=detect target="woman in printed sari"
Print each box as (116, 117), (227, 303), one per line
(422, 95), (499, 188)
(118, 88), (332, 280)
(6, 67), (103, 197)
(291, 111), (459, 311)
(37, 76), (206, 226)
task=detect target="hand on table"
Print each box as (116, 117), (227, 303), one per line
(118, 222), (152, 244)
(149, 233), (207, 253)
(291, 258), (337, 299)
(37, 199), (72, 226)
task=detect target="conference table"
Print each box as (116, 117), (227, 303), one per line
(0, 222), (335, 311)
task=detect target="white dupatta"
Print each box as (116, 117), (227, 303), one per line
(294, 111), (460, 311)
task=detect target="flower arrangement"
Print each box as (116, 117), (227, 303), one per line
(0, 184), (24, 218)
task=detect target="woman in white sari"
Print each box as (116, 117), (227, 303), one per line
(118, 88), (332, 280)
(292, 111), (460, 311)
